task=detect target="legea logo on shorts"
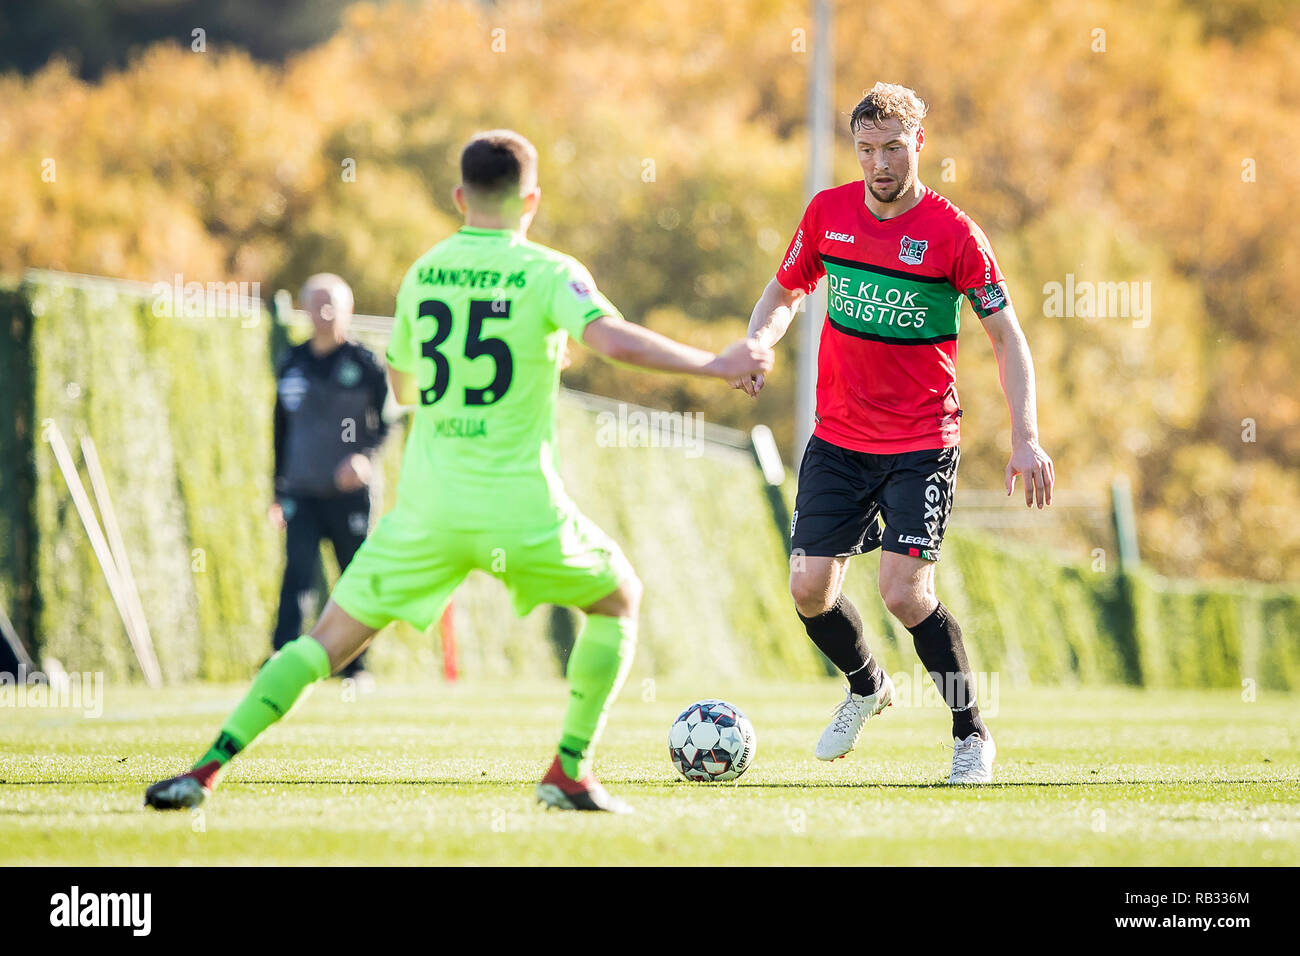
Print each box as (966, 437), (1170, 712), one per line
(898, 534), (932, 546)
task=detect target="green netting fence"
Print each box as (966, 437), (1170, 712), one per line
(1, 271), (1295, 690)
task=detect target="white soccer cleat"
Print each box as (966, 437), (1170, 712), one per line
(815, 672), (895, 761)
(947, 732), (996, 784)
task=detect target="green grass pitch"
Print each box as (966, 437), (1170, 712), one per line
(1, 680), (1296, 865)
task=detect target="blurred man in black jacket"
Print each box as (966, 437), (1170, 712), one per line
(270, 274), (389, 680)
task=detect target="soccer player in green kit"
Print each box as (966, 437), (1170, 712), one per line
(145, 130), (774, 814)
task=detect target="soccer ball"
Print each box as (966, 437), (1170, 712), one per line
(668, 699), (756, 782)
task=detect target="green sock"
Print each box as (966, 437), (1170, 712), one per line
(194, 635), (331, 773)
(558, 614), (637, 780)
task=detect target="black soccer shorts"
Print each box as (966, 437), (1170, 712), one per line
(790, 436), (960, 561)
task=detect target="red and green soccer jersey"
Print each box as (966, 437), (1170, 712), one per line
(776, 181), (1011, 454)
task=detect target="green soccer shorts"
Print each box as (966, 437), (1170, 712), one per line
(331, 504), (634, 631)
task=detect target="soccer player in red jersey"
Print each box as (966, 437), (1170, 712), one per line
(736, 82), (1055, 783)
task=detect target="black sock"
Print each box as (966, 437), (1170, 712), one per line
(907, 602), (988, 740)
(797, 596), (882, 696)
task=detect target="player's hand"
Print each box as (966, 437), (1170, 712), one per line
(267, 501), (287, 530)
(711, 338), (774, 384)
(1006, 440), (1054, 508)
(334, 453), (372, 492)
(728, 372), (766, 398)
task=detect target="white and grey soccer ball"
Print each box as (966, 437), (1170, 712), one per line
(668, 699), (757, 782)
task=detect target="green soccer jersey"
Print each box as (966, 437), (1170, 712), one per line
(386, 226), (621, 530)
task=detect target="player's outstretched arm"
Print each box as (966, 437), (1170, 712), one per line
(980, 305), (1055, 509)
(581, 316), (774, 382)
(732, 278), (806, 397)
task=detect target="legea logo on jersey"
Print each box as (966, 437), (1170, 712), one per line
(824, 230), (855, 244)
(898, 236), (928, 265)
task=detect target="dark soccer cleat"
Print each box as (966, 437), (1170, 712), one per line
(144, 761), (221, 810)
(535, 756), (633, 814)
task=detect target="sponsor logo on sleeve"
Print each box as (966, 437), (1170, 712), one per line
(568, 279), (594, 300)
(898, 236), (928, 265)
(973, 282), (1007, 313)
(782, 229), (804, 271)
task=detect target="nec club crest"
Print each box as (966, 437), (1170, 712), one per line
(974, 282), (1007, 313)
(898, 236), (928, 265)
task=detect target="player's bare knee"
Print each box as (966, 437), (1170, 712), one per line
(310, 600), (378, 673)
(618, 573), (644, 617)
(585, 573), (642, 619)
(879, 580), (915, 621)
(880, 579), (932, 627)
(795, 596), (834, 618)
(790, 576), (834, 618)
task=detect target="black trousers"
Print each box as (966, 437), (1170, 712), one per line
(272, 489), (371, 673)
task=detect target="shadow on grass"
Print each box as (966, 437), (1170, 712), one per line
(728, 779), (1298, 789)
(2, 777), (1295, 789)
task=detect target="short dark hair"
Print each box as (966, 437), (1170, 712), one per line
(460, 129), (538, 199)
(849, 82), (928, 134)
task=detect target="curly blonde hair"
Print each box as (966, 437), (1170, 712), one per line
(849, 82), (928, 134)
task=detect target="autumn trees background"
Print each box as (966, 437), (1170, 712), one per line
(3, 0), (1297, 583)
